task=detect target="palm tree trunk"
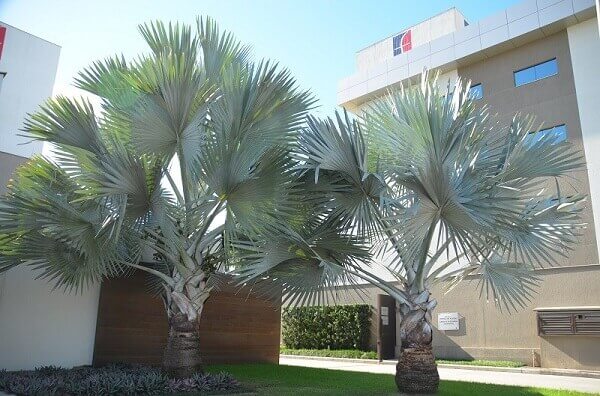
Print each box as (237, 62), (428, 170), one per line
(395, 298), (439, 394)
(163, 312), (203, 378)
(161, 271), (212, 378)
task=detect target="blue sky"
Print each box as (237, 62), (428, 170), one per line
(1, 0), (520, 116)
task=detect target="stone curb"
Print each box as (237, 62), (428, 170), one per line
(279, 354), (600, 379)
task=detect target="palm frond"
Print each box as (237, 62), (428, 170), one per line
(197, 16), (252, 82)
(22, 96), (105, 156)
(230, 214), (371, 306)
(297, 111), (387, 236)
(358, 71), (586, 309)
(499, 115), (585, 181)
(0, 157), (132, 291)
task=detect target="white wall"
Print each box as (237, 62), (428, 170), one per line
(356, 9), (466, 72)
(0, 267), (101, 370)
(355, 68), (459, 114)
(0, 22), (60, 158)
(568, 17), (600, 263)
(0, 23), (102, 370)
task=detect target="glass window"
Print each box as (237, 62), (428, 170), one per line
(514, 59), (558, 87)
(535, 59), (558, 80)
(525, 124), (567, 146)
(514, 67), (536, 87)
(468, 83), (483, 100)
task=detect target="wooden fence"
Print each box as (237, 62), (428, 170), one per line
(92, 271), (281, 366)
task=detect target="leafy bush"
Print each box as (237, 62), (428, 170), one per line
(0, 364), (239, 395)
(280, 347), (377, 359)
(282, 304), (372, 350)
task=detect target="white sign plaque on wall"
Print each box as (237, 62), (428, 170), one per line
(438, 312), (460, 331)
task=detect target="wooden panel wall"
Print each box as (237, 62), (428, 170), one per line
(93, 272), (281, 366)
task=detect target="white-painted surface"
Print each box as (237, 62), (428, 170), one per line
(0, 23), (102, 371)
(568, 17), (600, 264)
(0, 266), (101, 370)
(355, 9), (467, 72)
(0, 22), (60, 158)
(355, 68), (459, 115)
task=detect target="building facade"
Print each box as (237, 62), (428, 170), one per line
(0, 22), (104, 371)
(337, 0), (600, 369)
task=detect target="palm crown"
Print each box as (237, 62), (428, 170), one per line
(0, 18), (315, 320)
(232, 74), (586, 321)
(258, 73), (586, 313)
(0, 18), (323, 377)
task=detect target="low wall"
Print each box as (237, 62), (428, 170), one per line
(0, 152), (101, 371)
(93, 271), (281, 366)
(431, 265), (600, 370)
(0, 266), (100, 370)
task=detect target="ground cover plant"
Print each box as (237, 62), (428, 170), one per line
(0, 364), (240, 395)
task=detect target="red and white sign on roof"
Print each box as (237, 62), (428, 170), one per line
(393, 30), (412, 55)
(0, 26), (6, 61)
(355, 9), (467, 71)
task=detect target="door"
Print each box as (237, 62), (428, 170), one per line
(377, 294), (397, 360)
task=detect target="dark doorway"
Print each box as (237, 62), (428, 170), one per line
(377, 294), (397, 360)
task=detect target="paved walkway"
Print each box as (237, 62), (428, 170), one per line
(280, 356), (600, 394)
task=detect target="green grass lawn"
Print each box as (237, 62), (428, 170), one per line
(206, 363), (592, 396)
(280, 347), (524, 368)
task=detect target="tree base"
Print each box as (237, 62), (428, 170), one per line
(395, 345), (440, 394)
(163, 314), (204, 378)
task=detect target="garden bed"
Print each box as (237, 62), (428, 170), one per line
(0, 364), (241, 395)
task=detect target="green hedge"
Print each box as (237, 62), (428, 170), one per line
(436, 359), (525, 368)
(282, 305), (371, 350)
(280, 347), (377, 360)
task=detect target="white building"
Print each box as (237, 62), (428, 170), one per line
(0, 22), (100, 371)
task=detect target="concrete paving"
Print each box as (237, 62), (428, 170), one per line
(279, 356), (600, 394)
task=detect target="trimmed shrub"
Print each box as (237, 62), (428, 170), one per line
(0, 364), (239, 395)
(280, 347), (377, 359)
(282, 304), (372, 350)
